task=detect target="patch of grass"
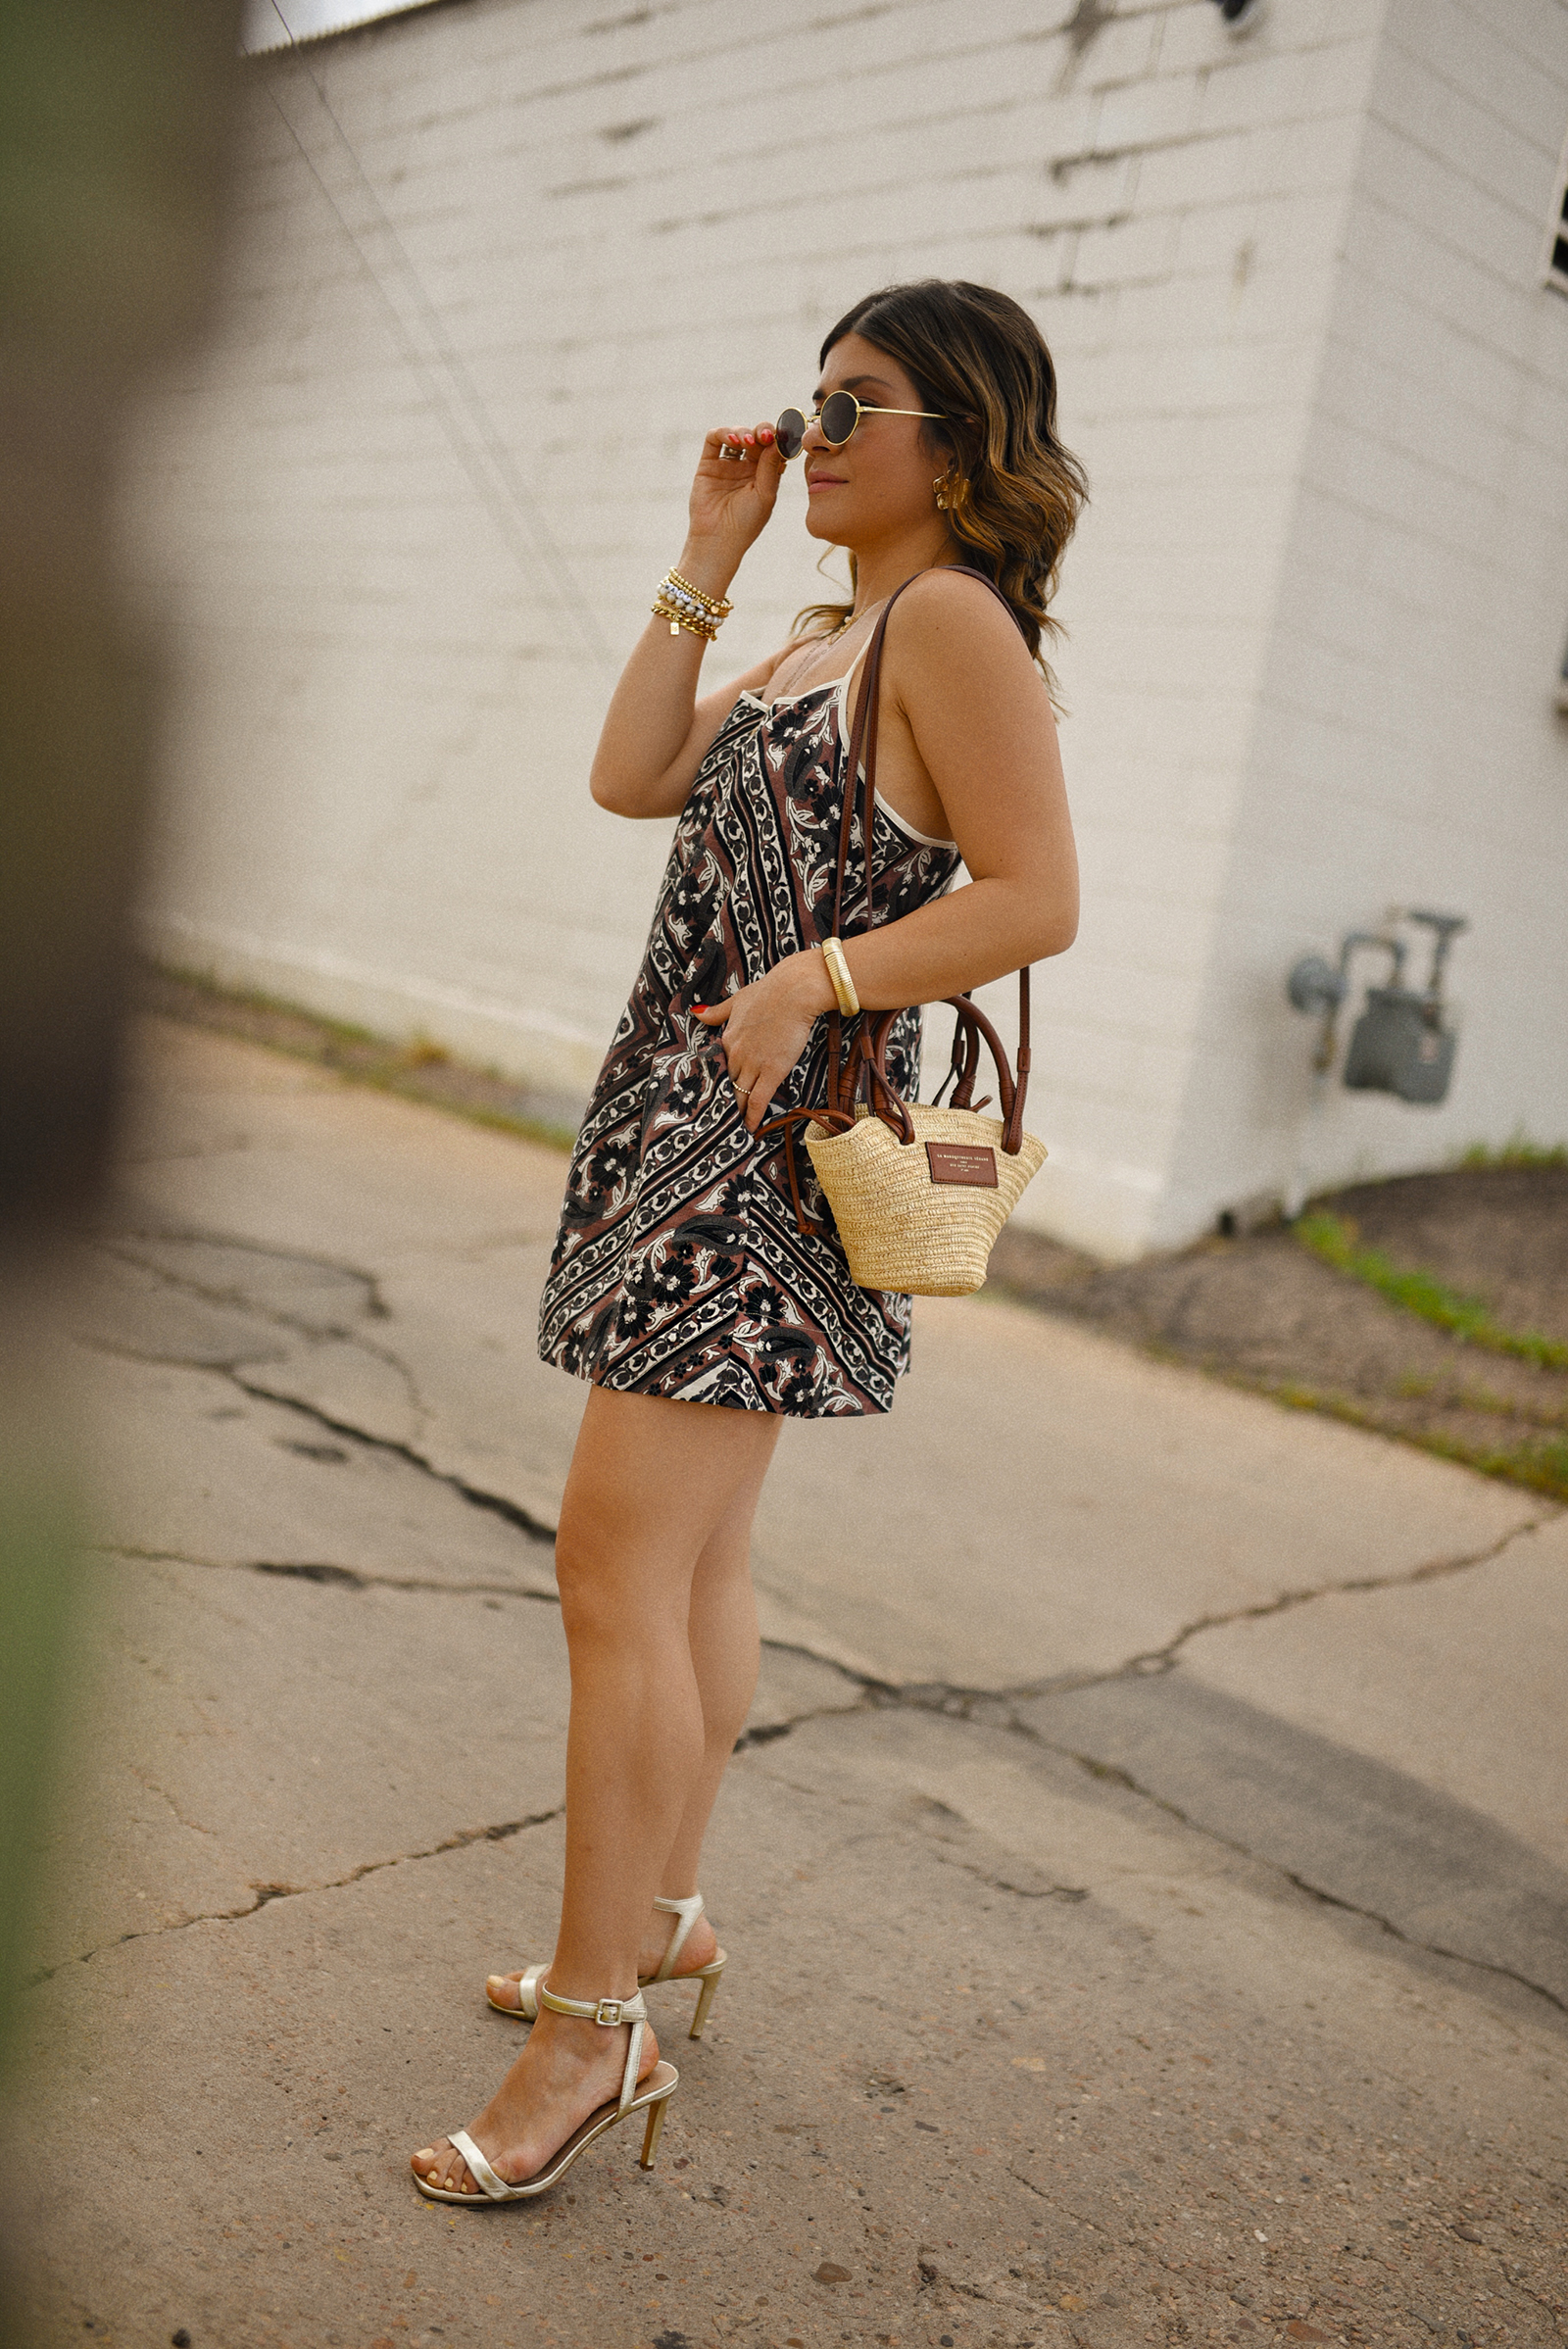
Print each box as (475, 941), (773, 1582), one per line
(1296, 1211), (1568, 1372)
(158, 964), (383, 1052)
(139, 961), (580, 1154)
(402, 1034), (452, 1069)
(1454, 1131), (1567, 1170)
(1245, 1376), (1568, 1504)
(1452, 1386), (1568, 1431)
(1410, 1430), (1568, 1506)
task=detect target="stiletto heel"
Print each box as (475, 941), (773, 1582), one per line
(640, 2094), (669, 2169)
(652, 1893), (726, 2039)
(413, 1986), (677, 2207)
(487, 1890), (727, 2042)
(689, 1967), (722, 2040)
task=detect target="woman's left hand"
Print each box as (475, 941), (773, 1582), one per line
(694, 954), (833, 1134)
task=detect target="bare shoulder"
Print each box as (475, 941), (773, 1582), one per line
(889, 568), (1033, 670)
(886, 572), (1042, 735)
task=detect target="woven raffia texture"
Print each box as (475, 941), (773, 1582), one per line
(807, 1105), (1047, 1297)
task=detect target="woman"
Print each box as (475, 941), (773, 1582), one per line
(412, 278), (1085, 2202)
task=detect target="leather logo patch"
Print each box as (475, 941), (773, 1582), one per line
(925, 1141), (998, 1188)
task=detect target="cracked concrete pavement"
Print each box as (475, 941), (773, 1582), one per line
(11, 1017), (1567, 2349)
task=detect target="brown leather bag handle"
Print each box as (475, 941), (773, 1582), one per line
(832, 564), (1035, 1156)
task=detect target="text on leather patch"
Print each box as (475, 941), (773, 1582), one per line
(925, 1141), (998, 1188)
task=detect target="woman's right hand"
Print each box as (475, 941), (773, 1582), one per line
(684, 422), (786, 580)
(588, 422), (792, 820)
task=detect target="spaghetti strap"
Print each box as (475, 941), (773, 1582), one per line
(833, 634), (874, 734)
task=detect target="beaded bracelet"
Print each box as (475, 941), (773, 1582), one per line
(652, 566), (733, 639)
(661, 579), (713, 621)
(666, 566), (733, 619)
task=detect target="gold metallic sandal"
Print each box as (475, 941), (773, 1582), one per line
(413, 1984), (677, 2206)
(486, 1892), (727, 2040)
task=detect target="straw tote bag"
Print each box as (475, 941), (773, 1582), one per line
(763, 567), (1048, 1298)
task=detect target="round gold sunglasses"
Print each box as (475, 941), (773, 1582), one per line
(774, 389), (946, 462)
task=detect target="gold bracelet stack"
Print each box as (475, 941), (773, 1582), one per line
(820, 936), (860, 1018)
(652, 567), (734, 642)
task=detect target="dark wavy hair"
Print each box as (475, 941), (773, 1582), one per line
(795, 279), (1088, 696)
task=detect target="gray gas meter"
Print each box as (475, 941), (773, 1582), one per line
(1343, 986), (1455, 1101)
(1287, 909), (1467, 1106)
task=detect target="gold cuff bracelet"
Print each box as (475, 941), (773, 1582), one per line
(820, 936), (859, 1018)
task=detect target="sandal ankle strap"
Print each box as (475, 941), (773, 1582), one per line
(537, 1982), (649, 2112)
(651, 1891), (705, 1982)
(538, 1985), (648, 2028)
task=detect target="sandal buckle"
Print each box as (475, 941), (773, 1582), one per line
(594, 1997), (623, 2026)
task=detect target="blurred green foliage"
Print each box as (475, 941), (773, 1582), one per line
(1454, 1134), (1568, 1170)
(0, 5), (241, 2331)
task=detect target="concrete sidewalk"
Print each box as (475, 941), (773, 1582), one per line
(13, 1018), (1567, 2349)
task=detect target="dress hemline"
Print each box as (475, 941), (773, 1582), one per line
(540, 1346), (902, 1420)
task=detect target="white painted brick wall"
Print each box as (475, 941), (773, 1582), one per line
(124, 0), (1567, 1260)
(1153, 0), (1568, 1248)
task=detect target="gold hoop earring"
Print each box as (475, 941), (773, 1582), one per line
(934, 470), (965, 513)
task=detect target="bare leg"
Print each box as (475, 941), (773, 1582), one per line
(487, 1418), (773, 2001)
(413, 1387), (780, 2192)
(647, 1460), (767, 1911)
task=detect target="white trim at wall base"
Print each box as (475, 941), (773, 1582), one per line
(138, 912), (603, 1109)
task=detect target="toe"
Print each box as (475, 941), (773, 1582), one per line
(412, 2136), (462, 2192)
(487, 1971), (523, 2012)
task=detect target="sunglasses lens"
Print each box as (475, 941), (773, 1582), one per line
(819, 391), (858, 446)
(775, 408), (807, 461)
